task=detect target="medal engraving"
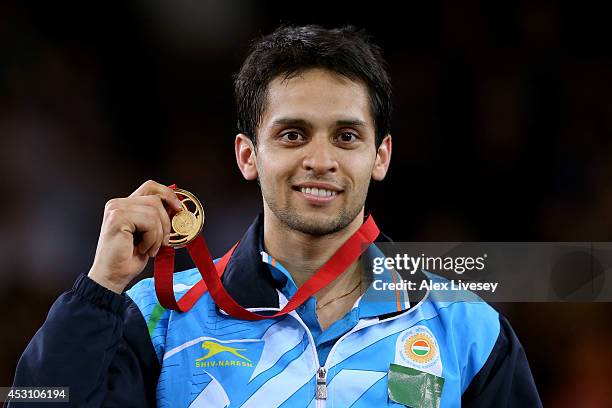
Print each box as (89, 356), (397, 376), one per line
(172, 211), (197, 235)
(168, 188), (204, 248)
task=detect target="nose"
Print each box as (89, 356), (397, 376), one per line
(301, 136), (338, 175)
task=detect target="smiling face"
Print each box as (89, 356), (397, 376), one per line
(236, 68), (391, 236)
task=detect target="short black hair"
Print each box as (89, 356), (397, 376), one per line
(234, 25), (392, 147)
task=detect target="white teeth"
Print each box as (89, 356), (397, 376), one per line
(300, 187), (338, 197)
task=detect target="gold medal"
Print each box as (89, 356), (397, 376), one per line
(168, 188), (205, 248)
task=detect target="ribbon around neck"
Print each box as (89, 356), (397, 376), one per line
(154, 212), (379, 319)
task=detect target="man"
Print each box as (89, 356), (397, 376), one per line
(12, 25), (541, 407)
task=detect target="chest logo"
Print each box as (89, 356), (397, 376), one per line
(195, 341), (253, 368)
(405, 333), (435, 364)
(396, 325), (442, 375)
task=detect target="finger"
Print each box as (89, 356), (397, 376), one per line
(140, 223), (164, 257)
(125, 196), (172, 244)
(107, 205), (164, 256)
(129, 180), (183, 212)
(130, 204), (164, 256)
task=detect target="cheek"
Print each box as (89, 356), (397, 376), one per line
(257, 156), (293, 189)
(341, 154), (375, 188)
(355, 169), (374, 193)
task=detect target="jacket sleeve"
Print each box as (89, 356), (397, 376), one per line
(461, 314), (542, 407)
(9, 274), (160, 408)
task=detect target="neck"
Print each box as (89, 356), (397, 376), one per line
(263, 206), (366, 298)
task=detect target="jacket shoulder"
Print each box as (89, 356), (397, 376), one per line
(461, 314), (542, 406)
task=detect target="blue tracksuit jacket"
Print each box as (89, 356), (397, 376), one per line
(11, 214), (542, 407)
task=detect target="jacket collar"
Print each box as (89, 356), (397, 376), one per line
(221, 213), (280, 309)
(220, 213), (427, 316)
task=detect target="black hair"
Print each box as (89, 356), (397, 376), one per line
(234, 25), (392, 147)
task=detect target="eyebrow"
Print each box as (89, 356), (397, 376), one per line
(271, 118), (312, 129)
(335, 119), (368, 128)
(270, 117), (368, 128)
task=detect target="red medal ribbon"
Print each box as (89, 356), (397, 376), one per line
(154, 191), (379, 318)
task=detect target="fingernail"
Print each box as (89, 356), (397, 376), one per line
(168, 184), (177, 189)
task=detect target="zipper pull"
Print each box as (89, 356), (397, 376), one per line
(316, 367), (327, 400)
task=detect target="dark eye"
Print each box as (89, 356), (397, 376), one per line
(337, 132), (357, 143)
(281, 131), (304, 142)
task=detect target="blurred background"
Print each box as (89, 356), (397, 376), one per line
(1, 1), (611, 405)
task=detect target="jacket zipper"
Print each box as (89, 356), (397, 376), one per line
(318, 290), (430, 405)
(288, 311), (326, 407)
(316, 366), (327, 400)
(289, 313), (377, 407)
(289, 290), (430, 407)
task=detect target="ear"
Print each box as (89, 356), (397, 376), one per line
(235, 134), (258, 180)
(372, 135), (392, 181)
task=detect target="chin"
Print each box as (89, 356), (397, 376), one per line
(266, 193), (358, 236)
(288, 211), (353, 236)
(296, 222), (341, 236)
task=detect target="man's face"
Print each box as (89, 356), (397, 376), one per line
(239, 68), (390, 236)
